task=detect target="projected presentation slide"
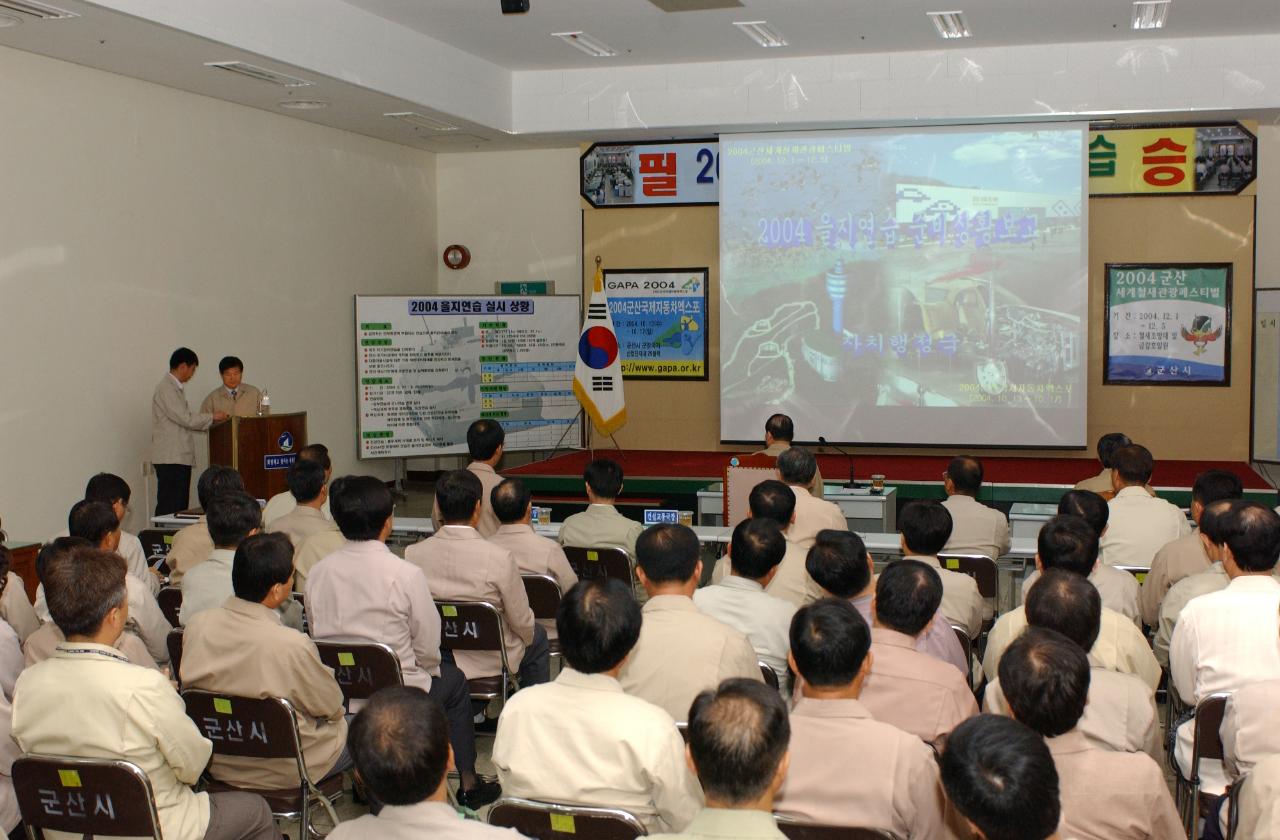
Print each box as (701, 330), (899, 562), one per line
(719, 126), (1087, 448)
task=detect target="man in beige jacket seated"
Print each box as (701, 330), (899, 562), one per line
(1075, 432), (1134, 494)
(940, 456), (1010, 563)
(777, 448), (846, 549)
(895, 500), (984, 638)
(265, 459), (331, 548)
(558, 458), (644, 560)
(488, 478), (578, 640)
(167, 466), (245, 585)
(753, 413), (824, 499)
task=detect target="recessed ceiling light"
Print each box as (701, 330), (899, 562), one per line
(205, 61), (314, 87)
(384, 112), (459, 131)
(278, 99), (329, 111)
(551, 31), (618, 57)
(928, 11), (971, 39)
(1131, 0), (1170, 30)
(734, 20), (787, 48)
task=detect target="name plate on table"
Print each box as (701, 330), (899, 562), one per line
(643, 509), (679, 525)
(264, 454), (297, 470)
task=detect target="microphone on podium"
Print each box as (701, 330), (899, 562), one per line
(817, 436), (857, 489)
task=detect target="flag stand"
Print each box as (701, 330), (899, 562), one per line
(546, 408), (584, 464)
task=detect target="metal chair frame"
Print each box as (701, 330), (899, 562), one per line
(1172, 692), (1231, 840)
(521, 574), (563, 666)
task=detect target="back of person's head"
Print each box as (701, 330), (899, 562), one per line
(1111, 443), (1153, 485)
(789, 598), (871, 688)
(875, 559), (943, 636)
(946, 456), (983, 495)
(900, 500), (953, 556)
(232, 532), (294, 603)
(435, 469), (482, 523)
(298, 443), (332, 472)
(1192, 469), (1244, 507)
(998, 627), (1090, 738)
(748, 480), (796, 527)
(491, 478), (531, 525)
(583, 458), (624, 499)
(729, 518), (786, 581)
(1057, 490), (1108, 538)
(636, 523), (700, 583)
(1036, 515), (1098, 576)
(196, 465), (246, 510)
(347, 686), (451, 806)
(941, 714), (1061, 840)
(1199, 498), (1235, 546)
(68, 500), (119, 546)
(1096, 432), (1132, 468)
(466, 419), (505, 462)
(286, 458), (327, 504)
(329, 475), (395, 542)
(805, 530), (870, 598)
(45, 546), (127, 638)
(776, 447), (817, 485)
(557, 579), (642, 673)
(218, 355), (243, 374)
(206, 492), (261, 548)
(84, 473), (131, 507)
(36, 537), (91, 585)
(1219, 500), (1280, 572)
(764, 413), (795, 442)
(687, 679), (790, 804)
(169, 347), (198, 369)
(1025, 568), (1102, 651)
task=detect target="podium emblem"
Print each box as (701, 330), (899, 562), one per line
(277, 431), (295, 452)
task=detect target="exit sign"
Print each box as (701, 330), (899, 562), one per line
(496, 281), (552, 296)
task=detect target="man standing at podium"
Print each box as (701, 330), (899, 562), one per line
(200, 356), (263, 417)
(152, 348), (227, 515)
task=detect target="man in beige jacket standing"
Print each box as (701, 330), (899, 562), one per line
(152, 348), (226, 515)
(199, 356), (263, 418)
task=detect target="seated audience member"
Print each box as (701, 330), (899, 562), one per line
(407, 469), (548, 689)
(1235, 753), (1280, 840)
(305, 476), (497, 808)
(940, 714), (1062, 840)
(1140, 469), (1242, 626)
(431, 420), (505, 537)
(712, 481), (818, 607)
(694, 519), (796, 690)
(329, 687), (517, 840)
(11, 547), (277, 840)
(0, 545), (36, 644)
(619, 524), (761, 720)
(0, 691), (19, 839)
(941, 456), (1011, 562)
(897, 500), (984, 637)
(648, 679), (792, 840)
(488, 478), (579, 635)
(859, 560), (978, 745)
(167, 466), (245, 584)
(291, 521), (344, 591)
(1154, 499), (1233, 667)
(494, 579), (702, 833)
(1216, 610), (1280, 838)
(753, 413), (823, 499)
(999, 628), (1181, 839)
(1075, 431), (1134, 494)
(181, 532), (349, 790)
(84, 472), (159, 594)
(806, 530), (967, 674)
(983, 516), (1159, 690)
(776, 448), (846, 549)
(1170, 500), (1280, 798)
(180, 492), (262, 625)
(265, 459), (330, 548)
(25, 538), (157, 670)
(557, 458), (644, 560)
(199, 355), (263, 418)
(984, 570), (1159, 758)
(773, 599), (947, 835)
(262, 444), (332, 526)
(1100, 443), (1190, 568)
(1021, 501), (1139, 623)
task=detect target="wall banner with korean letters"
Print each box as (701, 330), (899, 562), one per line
(603, 268), (709, 380)
(1088, 123), (1256, 196)
(1104, 263), (1231, 386)
(581, 140), (719, 207)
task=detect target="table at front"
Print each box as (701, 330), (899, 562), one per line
(698, 484), (897, 532)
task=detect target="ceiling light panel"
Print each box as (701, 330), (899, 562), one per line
(734, 20), (787, 48)
(928, 11), (972, 39)
(384, 112), (459, 131)
(552, 31), (618, 58)
(205, 61), (314, 87)
(1131, 0), (1170, 30)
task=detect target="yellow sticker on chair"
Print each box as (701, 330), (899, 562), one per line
(337, 652), (356, 667)
(442, 605), (458, 617)
(213, 698), (233, 714)
(586, 551), (599, 562)
(945, 559), (960, 570)
(58, 770), (81, 788)
(549, 814), (576, 833)
(163, 535), (174, 545)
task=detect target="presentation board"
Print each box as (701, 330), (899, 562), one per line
(1253, 289), (1280, 463)
(718, 125), (1088, 448)
(356, 295), (581, 459)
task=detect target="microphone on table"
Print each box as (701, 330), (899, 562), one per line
(817, 436), (857, 489)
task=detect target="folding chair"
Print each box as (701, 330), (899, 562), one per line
(488, 796), (647, 839)
(156, 586), (182, 628)
(774, 815), (897, 839)
(167, 627), (184, 686)
(136, 528), (177, 576)
(1173, 692), (1230, 840)
(938, 553), (997, 652)
(1115, 565), (1149, 585)
(951, 625), (974, 689)
(759, 661), (780, 691)
(563, 547), (635, 589)
(436, 600), (518, 711)
(14, 754), (163, 839)
(521, 574), (563, 663)
(313, 639), (403, 712)
(181, 690), (343, 839)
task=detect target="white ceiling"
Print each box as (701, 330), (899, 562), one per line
(342, 0), (1280, 70)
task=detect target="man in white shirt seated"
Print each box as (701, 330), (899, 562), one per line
(1100, 443), (1190, 568)
(941, 455), (1011, 562)
(896, 500), (984, 637)
(265, 458), (331, 549)
(179, 492), (259, 625)
(710, 481), (819, 607)
(493, 578), (702, 833)
(1154, 499), (1234, 668)
(262, 444), (331, 527)
(777, 448), (846, 549)
(558, 458), (644, 560)
(694, 518), (796, 690)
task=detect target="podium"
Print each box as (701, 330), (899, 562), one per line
(209, 413), (308, 502)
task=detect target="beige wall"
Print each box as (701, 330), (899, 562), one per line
(0, 45), (436, 539)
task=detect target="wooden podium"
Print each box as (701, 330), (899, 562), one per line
(209, 412), (308, 502)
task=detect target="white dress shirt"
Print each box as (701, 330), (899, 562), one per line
(178, 549), (235, 626)
(1101, 486), (1191, 569)
(693, 576), (795, 689)
(1153, 563), (1229, 669)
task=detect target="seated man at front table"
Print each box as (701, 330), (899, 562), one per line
(895, 500), (984, 638)
(493, 578), (702, 833)
(1099, 443), (1190, 568)
(265, 459), (331, 548)
(305, 475), (497, 809)
(773, 599), (948, 835)
(776, 448), (846, 549)
(167, 465), (245, 585)
(406, 469), (549, 690)
(329, 687), (519, 840)
(558, 457), (644, 560)
(619, 524), (762, 720)
(200, 355), (263, 418)
(11, 546), (278, 840)
(648, 679), (793, 840)
(488, 478), (578, 639)
(181, 532), (350, 791)
(711, 481), (820, 607)
(262, 444), (332, 526)
(431, 419), (506, 537)
(1075, 431), (1135, 494)
(753, 412), (823, 499)
(940, 455), (1010, 562)
(858, 560), (979, 747)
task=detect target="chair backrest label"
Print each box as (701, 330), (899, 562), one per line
(213, 697), (233, 714)
(442, 605), (458, 617)
(549, 813), (576, 833)
(57, 769), (81, 788)
(337, 652), (356, 666)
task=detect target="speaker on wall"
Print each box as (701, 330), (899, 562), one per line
(501, 0), (530, 13)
